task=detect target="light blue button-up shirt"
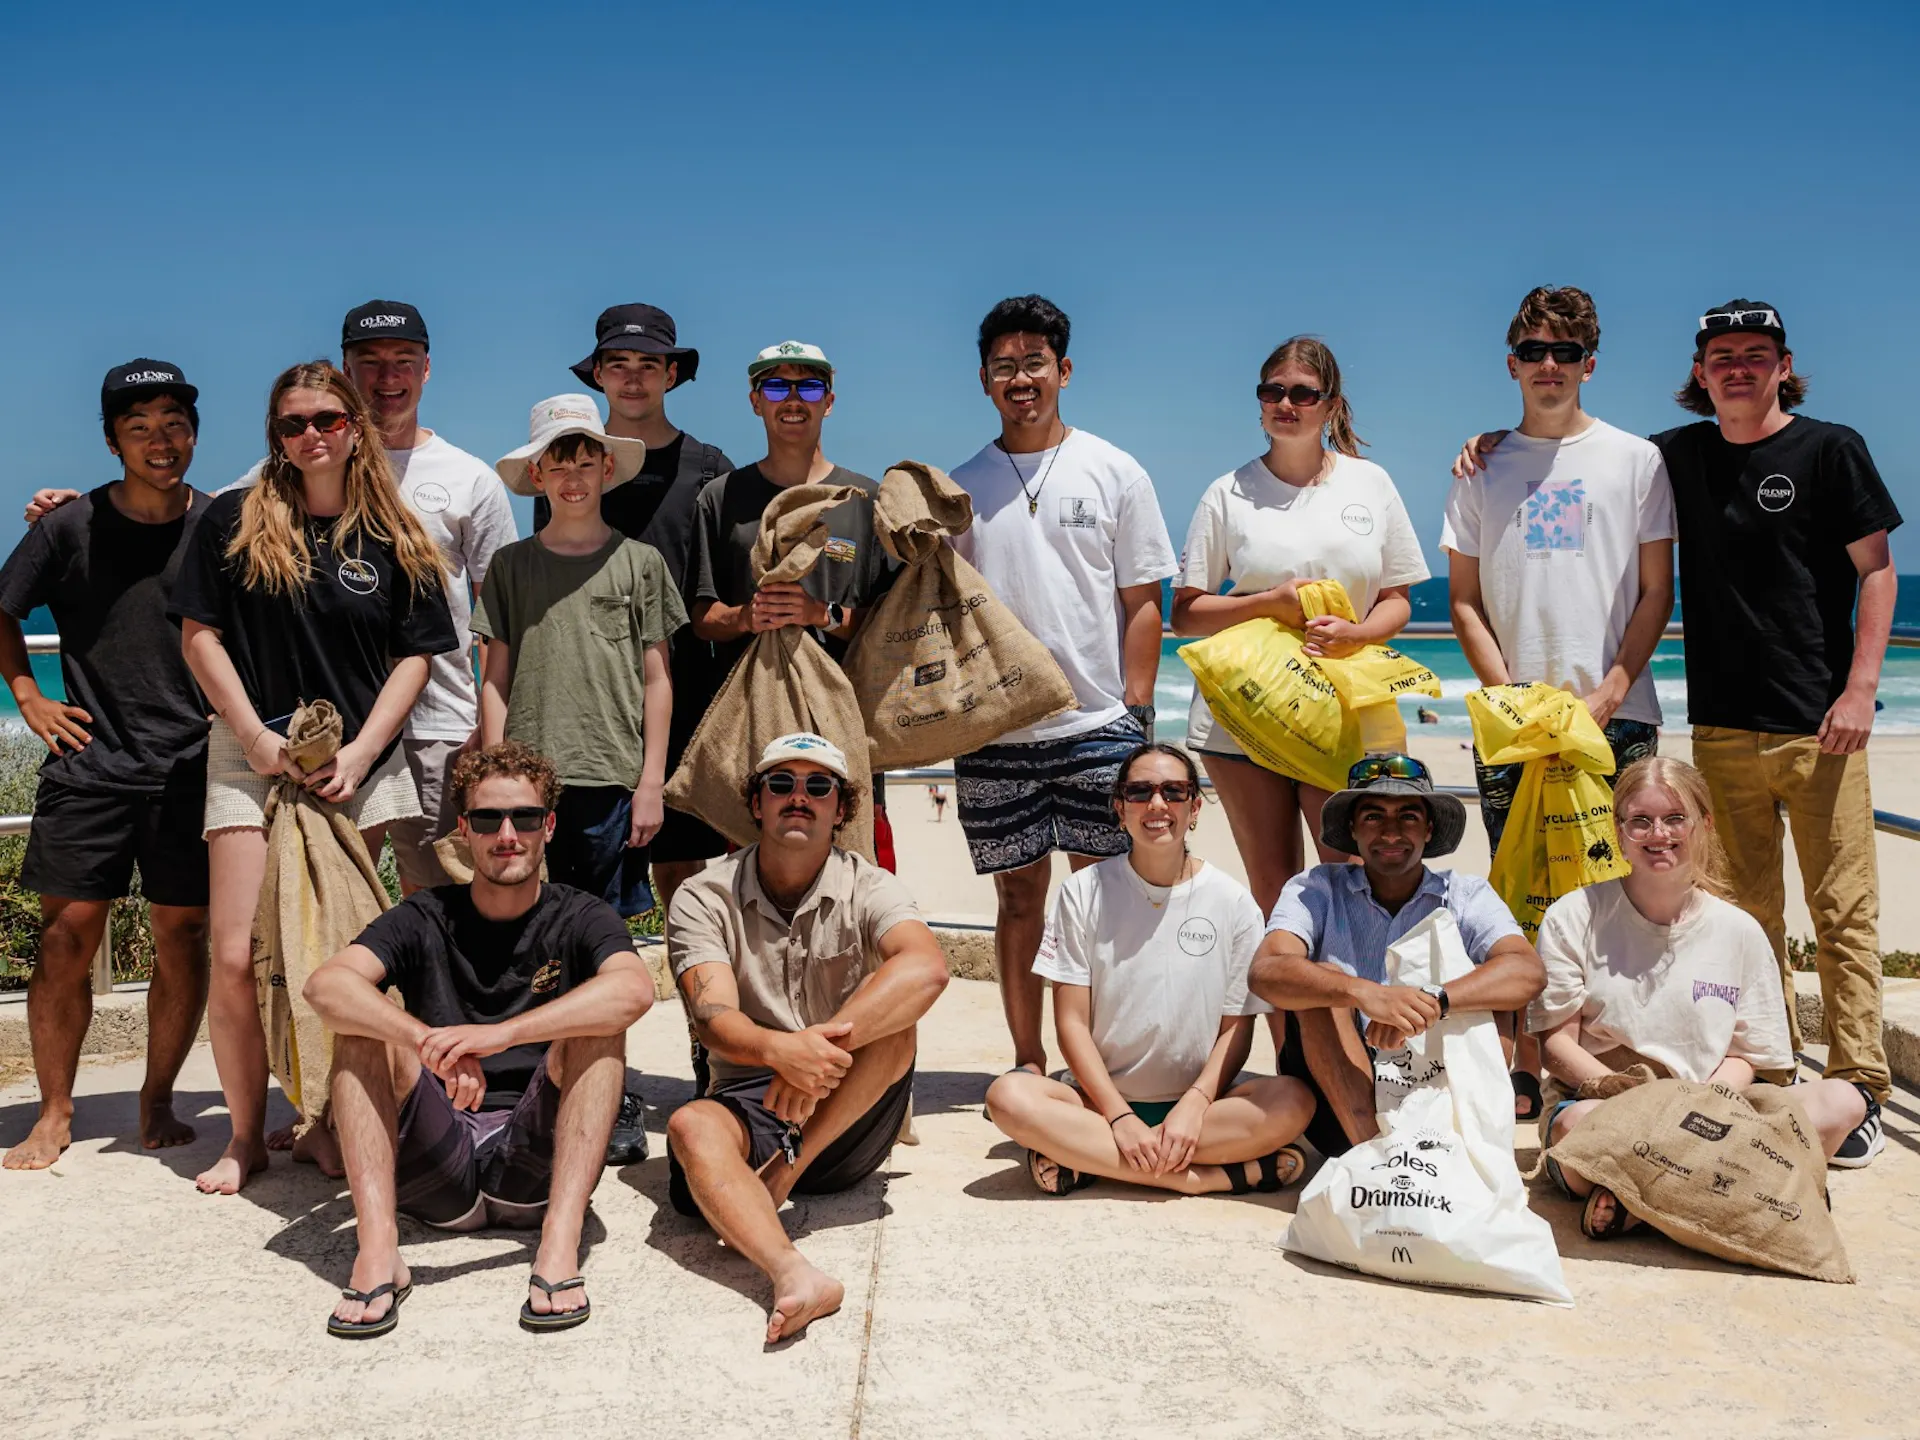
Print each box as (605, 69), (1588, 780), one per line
(1267, 863), (1522, 988)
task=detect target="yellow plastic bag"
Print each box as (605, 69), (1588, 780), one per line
(1466, 683), (1631, 941)
(1300, 581), (1442, 754)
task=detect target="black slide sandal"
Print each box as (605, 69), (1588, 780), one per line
(520, 1274), (591, 1332)
(1512, 1070), (1543, 1122)
(1229, 1145), (1306, 1194)
(1026, 1149), (1095, 1196)
(326, 1280), (411, 1340)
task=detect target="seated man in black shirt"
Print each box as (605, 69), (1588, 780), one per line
(304, 742), (654, 1339)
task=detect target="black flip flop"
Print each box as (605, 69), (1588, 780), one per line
(1228, 1145), (1306, 1195)
(1512, 1069), (1544, 1122)
(1580, 1186), (1644, 1241)
(326, 1279), (411, 1340)
(520, 1274), (591, 1333)
(1026, 1149), (1095, 1196)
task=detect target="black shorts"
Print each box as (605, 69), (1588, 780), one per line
(547, 785), (655, 918)
(666, 1065), (914, 1220)
(20, 771), (209, 907)
(1276, 1009), (1370, 1160)
(650, 649), (730, 865)
(393, 1055), (561, 1230)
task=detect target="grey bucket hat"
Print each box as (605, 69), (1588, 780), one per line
(1319, 755), (1468, 859)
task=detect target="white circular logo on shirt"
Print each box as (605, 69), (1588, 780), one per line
(337, 558), (379, 595)
(1756, 474), (1795, 512)
(411, 481), (451, 514)
(1176, 918), (1219, 956)
(1340, 504), (1375, 535)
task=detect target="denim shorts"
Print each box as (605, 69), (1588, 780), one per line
(548, 785), (655, 917)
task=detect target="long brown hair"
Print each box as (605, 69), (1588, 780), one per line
(229, 360), (446, 597)
(1612, 757), (1732, 901)
(1674, 344), (1810, 417)
(1260, 336), (1365, 457)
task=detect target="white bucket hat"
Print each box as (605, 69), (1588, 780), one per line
(494, 393), (646, 497)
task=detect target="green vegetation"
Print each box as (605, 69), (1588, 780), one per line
(1789, 934), (1919, 980)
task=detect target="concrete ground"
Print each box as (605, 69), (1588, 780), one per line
(5, 979), (1919, 1440)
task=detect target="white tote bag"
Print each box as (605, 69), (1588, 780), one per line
(1281, 908), (1573, 1305)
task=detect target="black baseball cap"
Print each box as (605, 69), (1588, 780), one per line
(101, 358), (198, 410)
(1695, 299), (1786, 351)
(571, 303), (700, 390)
(341, 300), (429, 351)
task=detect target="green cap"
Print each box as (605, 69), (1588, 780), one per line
(748, 340), (834, 379)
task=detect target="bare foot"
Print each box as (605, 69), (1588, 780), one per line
(766, 1260), (844, 1343)
(292, 1123), (344, 1178)
(194, 1139), (268, 1195)
(332, 1253), (412, 1328)
(3, 1113), (73, 1170)
(266, 1124), (296, 1153)
(140, 1096), (195, 1151)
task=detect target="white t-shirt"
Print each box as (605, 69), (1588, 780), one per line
(1438, 418), (1674, 726)
(229, 434), (519, 740)
(1178, 454), (1430, 755)
(949, 430), (1177, 745)
(1529, 879), (1793, 1080)
(1034, 855), (1270, 1103)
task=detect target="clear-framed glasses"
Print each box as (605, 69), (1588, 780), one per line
(1620, 812), (1693, 841)
(985, 354), (1056, 382)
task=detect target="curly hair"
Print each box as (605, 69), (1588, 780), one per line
(1260, 336), (1366, 457)
(451, 741), (561, 812)
(742, 769), (865, 835)
(1506, 286), (1600, 354)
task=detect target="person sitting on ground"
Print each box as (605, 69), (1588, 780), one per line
(986, 743), (1316, 1196)
(664, 733), (948, 1344)
(303, 742), (654, 1339)
(1530, 756), (1869, 1239)
(1248, 754), (1547, 1157)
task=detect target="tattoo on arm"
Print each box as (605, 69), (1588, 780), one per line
(685, 969), (736, 1028)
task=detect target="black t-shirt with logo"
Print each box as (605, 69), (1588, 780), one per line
(0, 484), (210, 794)
(358, 882), (634, 1109)
(168, 489), (459, 770)
(1653, 416), (1903, 733)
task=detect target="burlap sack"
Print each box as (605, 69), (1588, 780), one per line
(253, 701), (392, 1127)
(664, 483), (875, 859)
(1547, 1077), (1852, 1282)
(842, 461), (1075, 770)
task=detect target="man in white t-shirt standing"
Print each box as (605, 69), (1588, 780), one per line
(949, 295), (1178, 1075)
(1438, 285), (1674, 1121)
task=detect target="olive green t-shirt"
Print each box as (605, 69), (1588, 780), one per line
(472, 533), (688, 789)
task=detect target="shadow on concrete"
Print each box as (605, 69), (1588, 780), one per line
(0, 1084), (292, 1153)
(961, 1139), (1305, 1211)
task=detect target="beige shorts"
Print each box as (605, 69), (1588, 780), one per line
(202, 721), (423, 837)
(388, 737), (465, 888)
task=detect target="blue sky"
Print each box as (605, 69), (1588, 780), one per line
(3, 1), (1916, 566)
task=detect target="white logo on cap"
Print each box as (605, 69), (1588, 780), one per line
(1757, 474), (1795, 512)
(622, 324), (648, 334)
(545, 405), (597, 425)
(779, 342), (808, 356)
(120, 370), (178, 384)
(359, 315), (409, 329)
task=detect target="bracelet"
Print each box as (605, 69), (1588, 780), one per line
(1106, 1112), (1130, 1128)
(1186, 1085), (1212, 1103)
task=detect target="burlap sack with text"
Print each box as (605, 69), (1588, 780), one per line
(1548, 1077), (1852, 1282)
(665, 483), (875, 859)
(843, 461), (1075, 769)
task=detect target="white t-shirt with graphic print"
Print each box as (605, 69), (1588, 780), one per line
(1178, 454), (1430, 755)
(1438, 417), (1675, 726)
(1529, 878), (1792, 1080)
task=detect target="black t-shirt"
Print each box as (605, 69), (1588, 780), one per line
(0, 484), (211, 794)
(1653, 416), (1904, 733)
(168, 489), (459, 770)
(359, 883), (635, 1109)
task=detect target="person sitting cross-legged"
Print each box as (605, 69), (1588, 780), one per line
(663, 733), (949, 1345)
(303, 741), (655, 1339)
(986, 742), (1315, 1196)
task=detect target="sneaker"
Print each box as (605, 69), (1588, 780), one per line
(1829, 1085), (1884, 1169)
(606, 1086), (650, 1167)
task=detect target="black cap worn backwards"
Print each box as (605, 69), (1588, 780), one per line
(1695, 299), (1786, 351)
(571, 303), (700, 390)
(100, 358), (198, 410)
(341, 299), (429, 351)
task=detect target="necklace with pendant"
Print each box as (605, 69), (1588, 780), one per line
(1001, 426), (1067, 517)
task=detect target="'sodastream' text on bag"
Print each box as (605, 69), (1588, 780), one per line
(842, 461), (1075, 769)
(664, 484), (875, 860)
(1282, 909), (1573, 1305)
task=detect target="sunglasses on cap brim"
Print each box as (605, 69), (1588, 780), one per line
(1698, 308), (1781, 334)
(1346, 754), (1430, 787)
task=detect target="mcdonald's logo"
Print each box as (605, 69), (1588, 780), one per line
(1390, 1246), (1413, 1266)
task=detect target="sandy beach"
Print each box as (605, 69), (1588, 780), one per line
(888, 734), (1920, 952)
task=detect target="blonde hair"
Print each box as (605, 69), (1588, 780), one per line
(230, 360), (447, 597)
(1260, 336), (1365, 457)
(1612, 756), (1731, 901)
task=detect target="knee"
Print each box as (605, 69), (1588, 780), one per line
(1248, 1074), (1315, 1127)
(984, 1071), (1041, 1130)
(36, 907), (104, 970)
(867, 1025), (916, 1079)
(150, 909), (210, 953)
(665, 1099), (731, 1162)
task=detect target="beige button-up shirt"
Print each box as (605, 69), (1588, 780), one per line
(668, 844), (921, 1087)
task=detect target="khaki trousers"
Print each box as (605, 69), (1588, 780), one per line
(1691, 726), (1886, 1100)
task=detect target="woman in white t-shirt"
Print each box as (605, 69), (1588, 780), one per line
(985, 743), (1314, 1196)
(1532, 757), (1869, 1238)
(1171, 337), (1430, 916)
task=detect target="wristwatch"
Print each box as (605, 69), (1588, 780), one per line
(824, 601), (847, 631)
(1421, 984), (1451, 1019)
(1126, 703), (1156, 739)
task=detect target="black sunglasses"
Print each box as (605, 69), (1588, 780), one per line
(1255, 382), (1326, 407)
(1511, 340), (1589, 364)
(1120, 780), (1196, 805)
(762, 770), (843, 799)
(464, 806), (550, 834)
(756, 376), (829, 403)
(272, 410), (352, 438)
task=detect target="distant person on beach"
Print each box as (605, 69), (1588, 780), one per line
(1247, 755), (1546, 1157)
(986, 743), (1314, 1197)
(304, 743), (654, 1338)
(0, 360), (212, 1170)
(929, 782), (947, 821)
(948, 295), (1178, 1077)
(1439, 285), (1675, 1123)
(475, 396), (682, 916)
(167, 360), (456, 1195)
(1453, 299), (1901, 1167)
(27, 302), (519, 901)
(1171, 336), (1429, 917)
(664, 733), (948, 1343)
(1530, 758), (1867, 1239)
